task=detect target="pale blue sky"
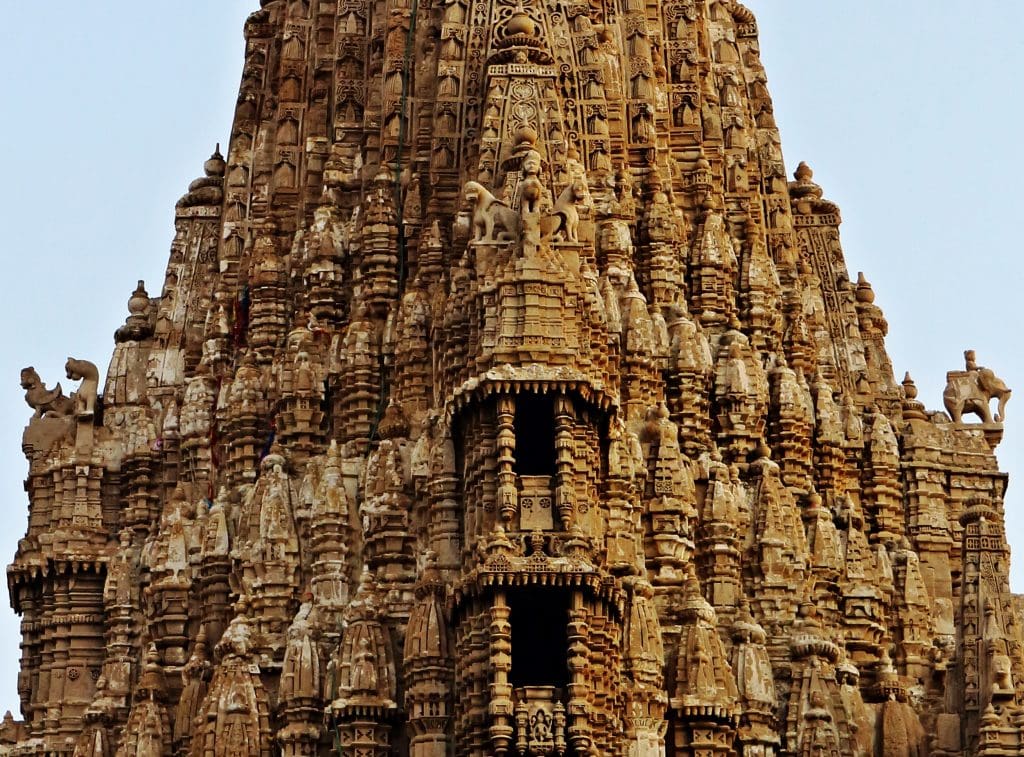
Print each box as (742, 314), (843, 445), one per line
(0, 1), (1021, 718)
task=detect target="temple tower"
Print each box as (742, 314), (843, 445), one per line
(8, 2), (1024, 755)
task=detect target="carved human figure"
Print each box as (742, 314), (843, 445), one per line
(596, 26), (623, 97)
(105, 529), (138, 606)
(722, 342), (749, 396)
(531, 709), (552, 742)
(701, 86), (722, 140)
(518, 149), (545, 216)
(351, 637), (379, 694)
(632, 102), (655, 143)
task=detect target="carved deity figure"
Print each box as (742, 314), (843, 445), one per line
(517, 149), (546, 217)
(351, 637), (380, 693)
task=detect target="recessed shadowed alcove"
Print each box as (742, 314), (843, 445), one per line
(508, 587), (570, 689)
(513, 392), (556, 479)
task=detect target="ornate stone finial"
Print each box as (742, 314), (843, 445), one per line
(514, 125), (538, 150)
(855, 272), (875, 304)
(377, 399), (410, 440)
(204, 145), (226, 178)
(902, 372), (917, 401)
(178, 148), (226, 208)
(137, 644), (167, 699)
(731, 599), (766, 646)
(186, 626), (210, 674)
(902, 372), (928, 421)
(678, 563), (715, 623)
(216, 599), (254, 661)
(115, 280), (154, 343)
(789, 161), (825, 214)
(505, 6), (537, 38)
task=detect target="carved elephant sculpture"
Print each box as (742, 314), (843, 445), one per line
(943, 367), (1011, 424)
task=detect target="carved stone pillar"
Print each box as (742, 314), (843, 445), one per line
(488, 591), (514, 755)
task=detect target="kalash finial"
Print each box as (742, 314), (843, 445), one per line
(855, 272), (875, 304)
(115, 280), (154, 343)
(204, 144), (226, 178)
(902, 372), (918, 400)
(790, 160), (823, 208)
(505, 4), (537, 38)
(902, 372), (928, 421)
(514, 124), (538, 148)
(510, 124), (540, 163)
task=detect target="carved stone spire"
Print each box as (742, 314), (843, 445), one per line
(8, 2), (1023, 755)
(403, 552), (454, 756)
(671, 566), (738, 753)
(328, 571), (398, 755)
(278, 601), (324, 756)
(191, 603), (273, 757)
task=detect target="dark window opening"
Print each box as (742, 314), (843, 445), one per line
(508, 587), (570, 688)
(513, 393), (556, 478)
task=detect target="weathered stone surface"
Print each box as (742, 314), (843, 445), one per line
(7, 1), (1023, 755)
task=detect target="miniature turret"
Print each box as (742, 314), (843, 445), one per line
(278, 601), (323, 756)
(403, 553), (454, 756)
(328, 572), (398, 755)
(671, 567), (738, 754)
(191, 604), (273, 756)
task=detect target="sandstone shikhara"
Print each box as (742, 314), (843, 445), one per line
(5, 1), (1022, 755)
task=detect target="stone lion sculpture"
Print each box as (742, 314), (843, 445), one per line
(991, 651), (1014, 693)
(943, 350), (1011, 424)
(541, 177), (587, 242)
(463, 180), (519, 242)
(66, 357), (100, 417)
(20, 367), (73, 418)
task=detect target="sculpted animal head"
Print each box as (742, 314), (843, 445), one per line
(463, 181), (486, 208)
(978, 367), (1011, 398)
(65, 357), (97, 381)
(20, 367), (41, 390)
(554, 178), (587, 209)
